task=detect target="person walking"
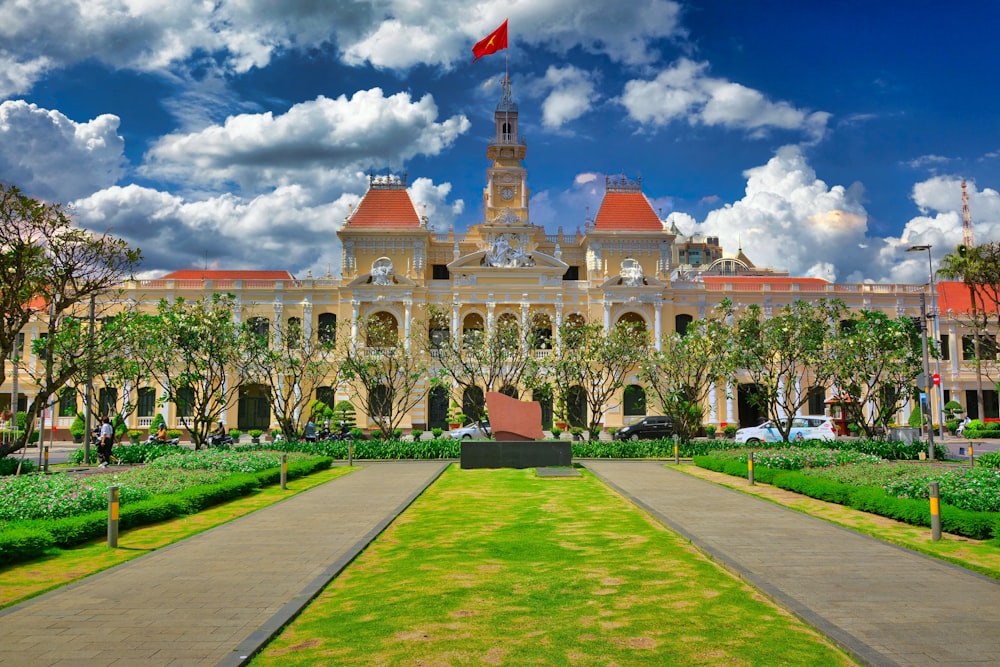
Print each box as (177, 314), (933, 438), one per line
(304, 418), (317, 442)
(97, 417), (115, 468)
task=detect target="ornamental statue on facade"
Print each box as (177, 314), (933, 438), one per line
(621, 258), (644, 287)
(483, 233), (535, 268)
(370, 257), (395, 285)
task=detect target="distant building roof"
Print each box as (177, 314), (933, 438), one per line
(592, 176), (663, 232)
(347, 176), (421, 229)
(161, 270), (295, 281)
(938, 280), (977, 315)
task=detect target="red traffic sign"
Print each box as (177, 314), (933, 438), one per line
(932, 373), (940, 386)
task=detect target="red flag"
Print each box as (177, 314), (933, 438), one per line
(472, 19), (508, 62)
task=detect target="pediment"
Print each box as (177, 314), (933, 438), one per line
(598, 274), (667, 289)
(448, 250), (567, 272)
(345, 272), (418, 288)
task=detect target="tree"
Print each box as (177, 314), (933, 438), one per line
(825, 310), (922, 437)
(138, 294), (258, 449)
(426, 306), (543, 413)
(730, 300), (844, 442)
(549, 320), (648, 440)
(0, 184), (141, 456)
(938, 242), (1000, 418)
(246, 316), (339, 441)
(640, 308), (733, 440)
(339, 315), (429, 438)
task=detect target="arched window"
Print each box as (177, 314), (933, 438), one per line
(623, 384), (646, 417)
(248, 317), (270, 340)
(463, 313), (485, 347)
(567, 385), (587, 428)
(675, 314), (693, 336)
(616, 312), (646, 331)
(371, 384), (391, 418)
(316, 386), (335, 410)
(285, 316), (302, 348)
(563, 313), (586, 349)
(366, 312), (398, 348)
(463, 386), (485, 422)
(318, 313), (337, 343)
(499, 385), (518, 399)
(531, 312), (553, 350)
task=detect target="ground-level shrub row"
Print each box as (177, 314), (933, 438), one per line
(692, 455), (1000, 541)
(0, 457), (332, 565)
(237, 436), (945, 461)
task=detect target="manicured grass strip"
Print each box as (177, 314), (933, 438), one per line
(0, 466), (354, 609)
(254, 467), (855, 666)
(674, 464), (1000, 581)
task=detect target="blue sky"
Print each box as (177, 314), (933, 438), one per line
(1, 0), (998, 283)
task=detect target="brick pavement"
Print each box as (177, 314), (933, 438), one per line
(0, 461), (448, 667)
(583, 460), (1000, 667)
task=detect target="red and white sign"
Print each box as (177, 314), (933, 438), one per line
(932, 373), (940, 386)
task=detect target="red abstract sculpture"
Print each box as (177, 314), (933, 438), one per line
(485, 391), (545, 441)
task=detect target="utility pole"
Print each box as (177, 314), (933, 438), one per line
(84, 295), (96, 465)
(919, 293), (936, 460)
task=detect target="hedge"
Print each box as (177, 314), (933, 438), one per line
(0, 456), (332, 565)
(692, 455), (1000, 540)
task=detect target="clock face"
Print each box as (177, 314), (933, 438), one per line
(500, 187), (515, 201)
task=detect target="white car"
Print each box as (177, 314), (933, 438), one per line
(449, 421), (491, 439)
(735, 416), (837, 444)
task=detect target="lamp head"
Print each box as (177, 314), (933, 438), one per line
(906, 244), (931, 252)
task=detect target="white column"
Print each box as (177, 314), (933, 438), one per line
(351, 299), (360, 346)
(708, 383), (717, 424)
(520, 295), (529, 352)
(486, 296), (496, 336)
(603, 300), (611, 333)
(554, 297), (564, 354)
(726, 384), (736, 425)
(403, 299), (412, 351)
(302, 297), (312, 339)
(654, 298), (663, 351)
(451, 296), (460, 340)
(272, 298), (283, 349)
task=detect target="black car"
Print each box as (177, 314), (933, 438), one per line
(614, 416), (674, 440)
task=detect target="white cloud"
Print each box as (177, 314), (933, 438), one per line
(618, 58), (829, 140)
(681, 145), (870, 281)
(0, 100), (125, 200)
(142, 89), (471, 196)
(0, 0), (684, 98)
(535, 66), (599, 130)
(408, 177), (464, 233)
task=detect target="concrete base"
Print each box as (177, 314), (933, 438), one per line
(460, 440), (572, 469)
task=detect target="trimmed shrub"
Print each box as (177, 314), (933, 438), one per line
(0, 457), (36, 476)
(0, 525), (55, 561)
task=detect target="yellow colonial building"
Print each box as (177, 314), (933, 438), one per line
(3, 78), (989, 437)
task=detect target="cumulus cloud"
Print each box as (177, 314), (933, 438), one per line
(72, 183), (358, 278)
(530, 66), (599, 130)
(673, 145), (870, 281)
(0, 0), (683, 98)
(142, 89), (470, 196)
(0, 100), (125, 200)
(618, 59), (829, 140)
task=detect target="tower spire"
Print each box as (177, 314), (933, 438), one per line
(961, 180), (975, 248)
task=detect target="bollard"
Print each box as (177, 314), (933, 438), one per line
(929, 481), (941, 542)
(747, 451), (755, 485)
(43, 445), (49, 473)
(969, 444), (975, 468)
(107, 485), (120, 548)
(280, 453), (288, 490)
(673, 434), (679, 465)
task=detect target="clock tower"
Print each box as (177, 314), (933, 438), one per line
(484, 74), (529, 224)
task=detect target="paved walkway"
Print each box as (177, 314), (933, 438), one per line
(583, 460), (1000, 667)
(0, 461), (449, 667)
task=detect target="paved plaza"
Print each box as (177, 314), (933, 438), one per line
(1, 458), (999, 666)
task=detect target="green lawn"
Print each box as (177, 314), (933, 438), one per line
(254, 467), (855, 666)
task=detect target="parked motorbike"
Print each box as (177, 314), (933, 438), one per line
(145, 434), (181, 445)
(207, 434), (234, 448)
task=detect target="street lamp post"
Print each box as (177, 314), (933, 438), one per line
(908, 244), (938, 458)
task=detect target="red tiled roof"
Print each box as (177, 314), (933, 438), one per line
(161, 270), (295, 280)
(348, 188), (421, 228)
(593, 191), (663, 231)
(937, 280), (993, 315)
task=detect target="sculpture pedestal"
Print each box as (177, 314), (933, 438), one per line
(460, 440), (572, 469)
